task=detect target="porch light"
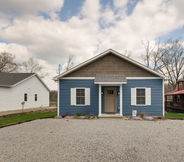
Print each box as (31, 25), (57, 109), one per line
(101, 91), (104, 95)
(117, 91), (120, 95)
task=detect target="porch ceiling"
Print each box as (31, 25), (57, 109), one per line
(94, 74), (127, 84)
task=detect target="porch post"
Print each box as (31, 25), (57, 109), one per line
(57, 80), (60, 116)
(99, 84), (102, 116)
(120, 84), (123, 116)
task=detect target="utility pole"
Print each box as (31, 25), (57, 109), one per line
(57, 64), (61, 74)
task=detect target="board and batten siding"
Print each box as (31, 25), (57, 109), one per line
(123, 79), (163, 116)
(59, 79), (98, 116)
(0, 76), (49, 112)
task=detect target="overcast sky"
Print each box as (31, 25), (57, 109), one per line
(0, 0), (184, 90)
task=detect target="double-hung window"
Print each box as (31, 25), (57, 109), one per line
(131, 88), (151, 106)
(136, 89), (145, 105)
(76, 89), (85, 105)
(71, 88), (90, 106)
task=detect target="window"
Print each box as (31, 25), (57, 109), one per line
(131, 88), (151, 106)
(136, 89), (145, 105)
(76, 89), (85, 105)
(24, 93), (27, 101)
(179, 82), (183, 88)
(71, 88), (90, 106)
(177, 95), (180, 102)
(35, 94), (37, 101)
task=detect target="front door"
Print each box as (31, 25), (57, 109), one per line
(105, 88), (116, 112)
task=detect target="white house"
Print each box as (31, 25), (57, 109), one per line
(0, 73), (50, 112)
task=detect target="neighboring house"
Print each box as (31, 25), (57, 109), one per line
(0, 73), (50, 112)
(165, 79), (184, 111)
(53, 49), (165, 117)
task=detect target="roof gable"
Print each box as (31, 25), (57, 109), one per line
(0, 73), (50, 91)
(53, 49), (165, 80)
(0, 73), (34, 87)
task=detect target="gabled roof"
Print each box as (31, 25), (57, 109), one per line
(165, 79), (184, 95)
(53, 49), (165, 80)
(0, 73), (50, 91)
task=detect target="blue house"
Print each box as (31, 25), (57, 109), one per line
(53, 49), (165, 117)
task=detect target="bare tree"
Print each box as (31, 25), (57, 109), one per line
(122, 50), (132, 58)
(65, 54), (75, 71)
(0, 51), (18, 73)
(21, 57), (48, 78)
(141, 38), (184, 91)
(159, 39), (184, 90)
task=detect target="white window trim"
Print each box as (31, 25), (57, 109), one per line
(76, 88), (85, 106)
(71, 87), (90, 106)
(135, 88), (146, 106)
(131, 87), (151, 106)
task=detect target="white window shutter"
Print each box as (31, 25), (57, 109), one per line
(85, 88), (90, 105)
(71, 88), (76, 105)
(131, 88), (136, 105)
(146, 88), (151, 105)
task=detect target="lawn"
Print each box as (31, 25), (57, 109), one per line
(165, 112), (184, 119)
(0, 111), (57, 127)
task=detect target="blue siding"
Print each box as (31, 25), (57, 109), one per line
(59, 79), (98, 116)
(123, 79), (163, 116)
(59, 78), (163, 116)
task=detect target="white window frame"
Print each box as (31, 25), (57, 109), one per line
(131, 87), (151, 106)
(76, 88), (85, 106)
(136, 88), (146, 106)
(71, 88), (90, 106)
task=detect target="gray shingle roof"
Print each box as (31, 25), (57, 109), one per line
(0, 73), (35, 87)
(95, 74), (127, 83)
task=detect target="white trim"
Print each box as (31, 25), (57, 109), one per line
(71, 88), (76, 105)
(95, 82), (127, 84)
(57, 80), (60, 116)
(127, 77), (162, 79)
(85, 88), (90, 105)
(61, 77), (95, 79)
(99, 85), (102, 116)
(53, 49), (165, 80)
(131, 88), (136, 105)
(120, 84), (122, 116)
(101, 84), (122, 86)
(135, 88), (146, 106)
(146, 88), (151, 105)
(13, 74), (50, 92)
(162, 79), (165, 116)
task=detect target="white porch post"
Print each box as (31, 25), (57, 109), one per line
(99, 84), (102, 116)
(120, 84), (123, 116)
(57, 80), (60, 116)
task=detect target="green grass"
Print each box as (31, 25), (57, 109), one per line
(165, 112), (184, 119)
(0, 111), (57, 127)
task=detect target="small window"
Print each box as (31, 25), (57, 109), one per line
(24, 93), (27, 101)
(179, 82), (183, 88)
(35, 94), (37, 101)
(136, 89), (145, 105)
(107, 90), (114, 94)
(76, 89), (85, 105)
(177, 95), (180, 102)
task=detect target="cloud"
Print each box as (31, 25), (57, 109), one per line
(0, 0), (184, 89)
(0, 0), (64, 16)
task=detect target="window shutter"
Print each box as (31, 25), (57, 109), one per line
(85, 88), (90, 105)
(146, 88), (151, 105)
(71, 88), (76, 105)
(131, 88), (136, 105)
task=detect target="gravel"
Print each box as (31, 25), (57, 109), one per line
(0, 119), (184, 162)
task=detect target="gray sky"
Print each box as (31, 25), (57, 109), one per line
(0, 0), (184, 89)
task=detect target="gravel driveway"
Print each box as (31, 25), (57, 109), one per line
(0, 119), (184, 162)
